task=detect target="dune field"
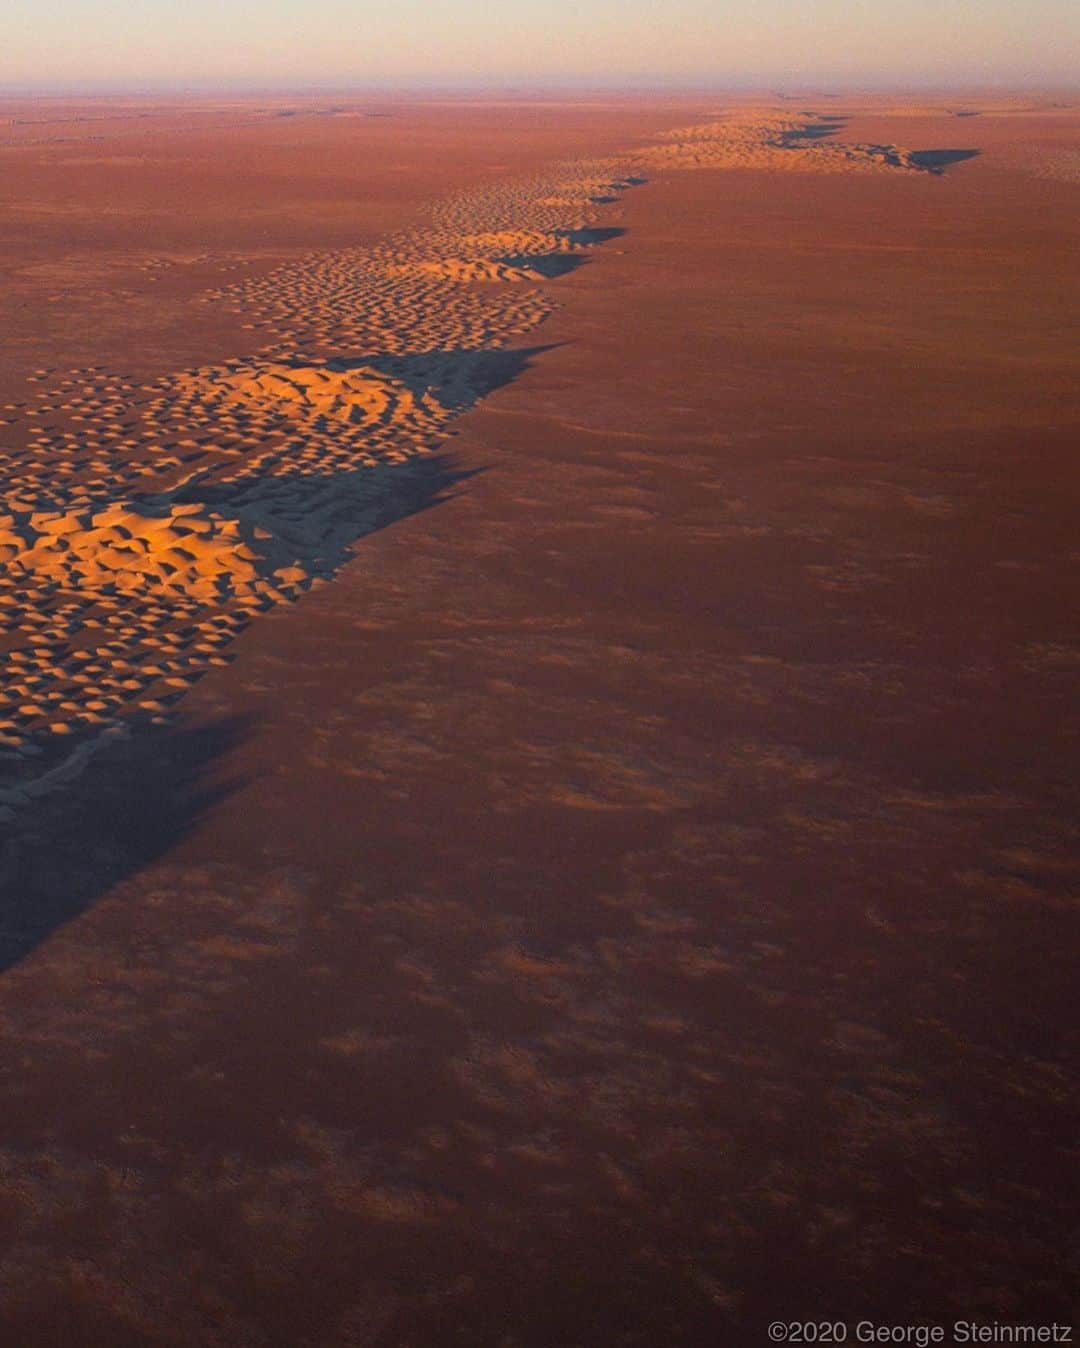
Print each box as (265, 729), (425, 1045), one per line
(0, 95), (1076, 1344)
(0, 108), (953, 804)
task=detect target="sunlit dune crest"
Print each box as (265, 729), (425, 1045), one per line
(193, 360), (439, 426)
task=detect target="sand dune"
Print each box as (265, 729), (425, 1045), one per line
(639, 112), (931, 172)
(0, 113), (945, 810)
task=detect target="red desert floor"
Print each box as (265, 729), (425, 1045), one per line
(0, 95), (1076, 1345)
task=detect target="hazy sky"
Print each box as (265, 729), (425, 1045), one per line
(3, 0), (1077, 91)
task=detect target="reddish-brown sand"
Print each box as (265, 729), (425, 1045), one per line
(0, 95), (1077, 1345)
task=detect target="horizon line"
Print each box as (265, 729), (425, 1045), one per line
(1, 78), (1078, 100)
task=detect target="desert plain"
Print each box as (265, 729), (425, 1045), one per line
(0, 92), (1077, 1345)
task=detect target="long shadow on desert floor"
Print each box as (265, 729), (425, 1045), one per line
(557, 226), (627, 247)
(909, 148), (981, 170)
(501, 252), (589, 278)
(0, 714), (251, 972)
(783, 120), (848, 140)
(169, 449), (485, 580)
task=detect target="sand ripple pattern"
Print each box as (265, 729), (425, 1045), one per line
(0, 117), (922, 811)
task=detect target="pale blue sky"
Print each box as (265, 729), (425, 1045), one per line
(3, 0), (1077, 91)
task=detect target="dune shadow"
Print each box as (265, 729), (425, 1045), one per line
(0, 714), (252, 972)
(588, 174), (647, 203)
(267, 343), (562, 417)
(501, 252), (588, 279)
(909, 148), (981, 172)
(379, 343), (560, 410)
(168, 450), (482, 580)
(782, 120), (847, 142)
(555, 226), (627, 247)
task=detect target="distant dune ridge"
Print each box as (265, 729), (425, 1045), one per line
(642, 112), (930, 172)
(0, 111), (964, 814)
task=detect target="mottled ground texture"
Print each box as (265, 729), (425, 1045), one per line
(0, 94), (1077, 1346)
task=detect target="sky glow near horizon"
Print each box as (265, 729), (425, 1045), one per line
(2, 0), (1077, 92)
